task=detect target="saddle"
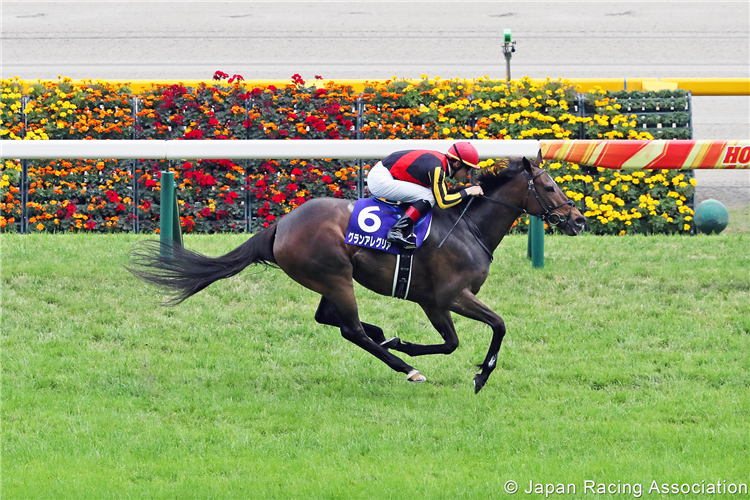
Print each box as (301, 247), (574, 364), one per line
(345, 198), (432, 300)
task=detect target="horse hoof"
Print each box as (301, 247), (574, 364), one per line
(381, 337), (400, 350)
(407, 369), (426, 383)
(473, 375), (486, 394)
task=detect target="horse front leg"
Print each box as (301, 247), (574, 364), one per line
(450, 289), (506, 394)
(382, 306), (459, 356)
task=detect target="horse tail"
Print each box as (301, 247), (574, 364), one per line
(128, 224), (278, 305)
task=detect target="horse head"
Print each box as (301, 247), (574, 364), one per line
(519, 150), (586, 235)
(477, 150), (586, 236)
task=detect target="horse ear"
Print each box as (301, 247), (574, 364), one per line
(536, 149), (543, 166)
(522, 156), (533, 173)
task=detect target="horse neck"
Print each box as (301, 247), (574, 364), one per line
(468, 179), (528, 251)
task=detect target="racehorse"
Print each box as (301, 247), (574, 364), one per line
(128, 151), (585, 393)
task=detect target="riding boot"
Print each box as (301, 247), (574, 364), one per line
(386, 214), (417, 249)
(386, 199), (432, 249)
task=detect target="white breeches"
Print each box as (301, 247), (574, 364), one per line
(366, 163), (435, 206)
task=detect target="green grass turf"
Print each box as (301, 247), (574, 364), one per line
(725, 204), (749, 235)
(2, 232), (748, 499)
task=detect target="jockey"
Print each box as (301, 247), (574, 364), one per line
(366, 142), (484, 249)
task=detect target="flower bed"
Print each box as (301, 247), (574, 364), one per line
(1, 74), (695, 235)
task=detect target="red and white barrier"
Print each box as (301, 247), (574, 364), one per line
(541, 140), (750, 170)
(3, 139), (749, 170)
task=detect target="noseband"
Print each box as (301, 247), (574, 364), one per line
(480, 169), (576, 227)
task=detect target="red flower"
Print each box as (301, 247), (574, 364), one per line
(199, 207), (212, 217)
(286, 183), (298, 192)
(195, 172), (216, 187)
(321, 175), (332, 183)
(291, 74), (305, 86)
(315, 75), (323, 80)
(228, 74), (244, 84)
(213, 71), (229, 81)
(265, 214), (276, 222)
(84, 221), (96, 230)
(185, 129), (203, 140)
(208, 118), (219, 127)
(144, 179), (156, 189)
(272, 193), (286, 204)
(291, 168), (303, 176)
(225, 192), (239, 205)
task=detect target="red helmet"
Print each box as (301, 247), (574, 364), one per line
(446, 142), (480, 169)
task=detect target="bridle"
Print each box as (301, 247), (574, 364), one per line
(438, 166), (578, 261)
(479, 168), (576, 227)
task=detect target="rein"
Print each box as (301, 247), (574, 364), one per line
(437, 197), (493, 261)
(437, 197), (474, 249)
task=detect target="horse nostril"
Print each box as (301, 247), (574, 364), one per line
(575, 217), (586, 226)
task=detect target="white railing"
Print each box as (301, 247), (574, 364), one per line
(1, 139), (541, 160)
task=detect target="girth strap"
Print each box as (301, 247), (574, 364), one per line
(392, 253), (414, 300)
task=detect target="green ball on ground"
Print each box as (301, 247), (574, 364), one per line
(694, 199), (729, 234)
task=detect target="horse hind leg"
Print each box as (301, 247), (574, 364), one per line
(314, 296), (387, 344)
(318, 284), (426, 383)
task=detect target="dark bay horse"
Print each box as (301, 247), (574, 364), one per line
(129, 151), (585, 393)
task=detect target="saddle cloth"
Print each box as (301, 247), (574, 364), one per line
(345, 198), (432, 256)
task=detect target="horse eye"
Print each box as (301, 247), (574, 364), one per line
(545, 186), (555, 193)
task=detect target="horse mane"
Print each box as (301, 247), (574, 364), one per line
(475, 158), (524, 191)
